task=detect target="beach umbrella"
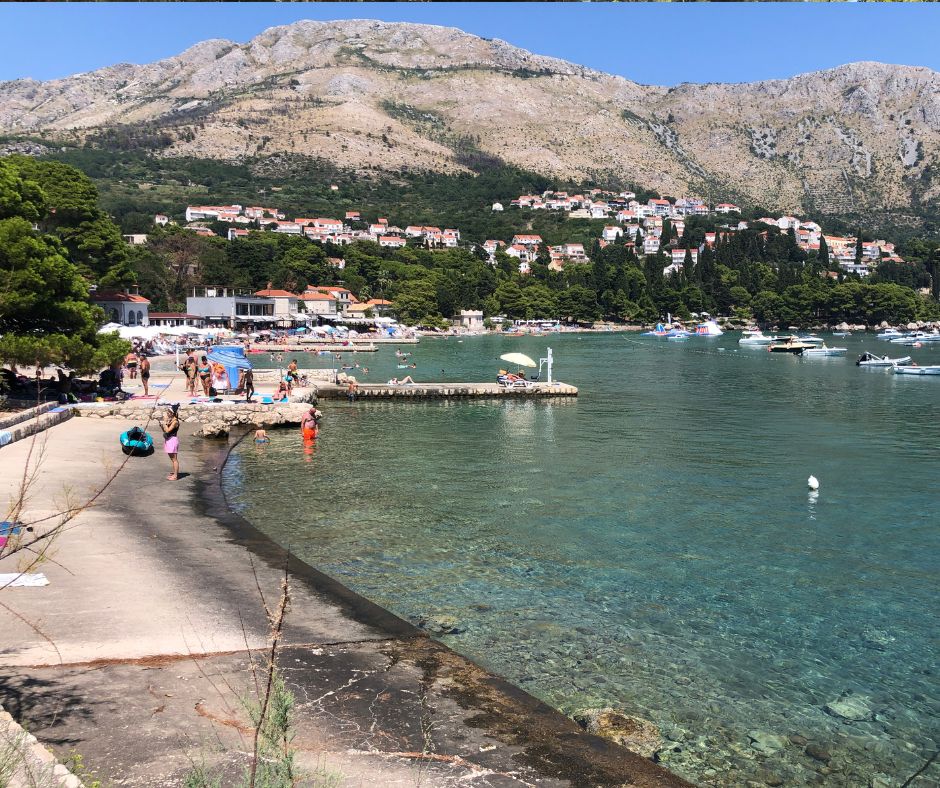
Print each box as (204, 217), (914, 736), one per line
(500, 352), (537, 368)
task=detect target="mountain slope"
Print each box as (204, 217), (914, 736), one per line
(1, 20), (938, 221)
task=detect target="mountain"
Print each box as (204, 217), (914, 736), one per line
(1, 19), (938, 223)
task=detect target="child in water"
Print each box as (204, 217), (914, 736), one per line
(254, 428), (269, 443)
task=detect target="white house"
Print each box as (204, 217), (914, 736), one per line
(92, 288), (150, 326)
(154, 214), (169, 226)
(512, 234), (542, 247)
(297, 291), (338, 317)
(456, 310), (485, 332)
(663, 262), (683, 278)
(602, 226), (624, 242)
(379, 235), (407, 248)
(643, 237), (661, 255)
(254, 288), (299, 327)
(715, 203), (740, 214)
(671, 248), (699, 265)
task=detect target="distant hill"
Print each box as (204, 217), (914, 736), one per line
(1, 19), (938, 227)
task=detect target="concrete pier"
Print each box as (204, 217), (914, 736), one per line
(316, 381), (579, 399)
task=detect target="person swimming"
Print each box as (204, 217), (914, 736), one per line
(254, 428), (269, 444)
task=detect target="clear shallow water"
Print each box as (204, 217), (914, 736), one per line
(223, 333), (939, 786)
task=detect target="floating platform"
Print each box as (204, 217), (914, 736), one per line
(316, 382), (578, 399)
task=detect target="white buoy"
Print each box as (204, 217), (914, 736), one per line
(807, 475), (819, 491)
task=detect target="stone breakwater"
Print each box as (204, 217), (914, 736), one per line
(72, 399), (314, 437)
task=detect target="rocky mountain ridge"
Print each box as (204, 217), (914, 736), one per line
(1, 19), (938, 221)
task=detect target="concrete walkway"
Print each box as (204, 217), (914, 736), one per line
(0, 419), (689, 787)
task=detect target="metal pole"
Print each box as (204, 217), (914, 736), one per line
(547, 346), (553, 384)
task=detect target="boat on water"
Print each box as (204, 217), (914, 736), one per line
(667, 329), (691, 341)
(694, 320), (724, 337)
(739, 329), (777, 346)
(768, 336), (815, 353)
(856, 352), (913, 367)
(832, 331), (851, 337)
(893, 365), (940, 376)
(800, 345), (847, 357)
(876, 328), (906, 340)
(795, 334), (825, 345)
(891, 330), (940, 344)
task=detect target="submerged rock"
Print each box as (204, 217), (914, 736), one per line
(748, 730), (787, 755)
(805, 743), (832, 763)
(572, 708), (663, 759)
(825, 694), (874, 722)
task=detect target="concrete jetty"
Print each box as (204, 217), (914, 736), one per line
(0, 418), (688, 787)
(317, 381), (579, 399)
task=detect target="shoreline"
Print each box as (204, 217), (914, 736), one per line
(0, 417), (689, 786)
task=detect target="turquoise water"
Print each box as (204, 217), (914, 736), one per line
(223, 333), (939, 786)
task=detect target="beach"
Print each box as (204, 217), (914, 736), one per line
(0, 416), (687, 787)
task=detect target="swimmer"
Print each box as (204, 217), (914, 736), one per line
(254, 428), (269, 444)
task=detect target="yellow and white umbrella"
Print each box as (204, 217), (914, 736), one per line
(499, 352), (537, 368)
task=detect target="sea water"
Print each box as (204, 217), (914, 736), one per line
(223, 333), (939, 786)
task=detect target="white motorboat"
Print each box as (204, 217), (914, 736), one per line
(832, 331), (851, 337)
(893, 365), (940, 376)
(856, 352), (913, 367)
(738, 329), (777, 346)
(890, 331), (930, 344)
(876, 328), (906, 340)
(796, 334), (825, 345)
(800, 345), (847, 357)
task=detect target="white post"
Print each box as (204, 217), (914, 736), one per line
(546, 346), (553, 384)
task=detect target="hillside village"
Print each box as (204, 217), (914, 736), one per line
(151, 189), (907, 285)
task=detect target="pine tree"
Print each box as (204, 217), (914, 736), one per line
(818, 235), (830, 267)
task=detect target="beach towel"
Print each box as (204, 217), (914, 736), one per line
(0, 572), (49, 587)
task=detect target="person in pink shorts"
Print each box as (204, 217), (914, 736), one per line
(161, 404), (181, 480)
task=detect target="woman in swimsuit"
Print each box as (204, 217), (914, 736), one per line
(125, 351), (139, 380)
(162, 405), (181, 481)
(198, 356), (212, 396)
(139, 356), (151, 396)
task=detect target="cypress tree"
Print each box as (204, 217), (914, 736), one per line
(818, 235), (829, 267)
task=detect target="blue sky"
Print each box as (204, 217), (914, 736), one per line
(1, 2), (938, 86)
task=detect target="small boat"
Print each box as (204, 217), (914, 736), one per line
(120, 426), (154, 456)
(890, 331), (929, 344)
(892, 365), (940, 376)
(768, 336), (814, 353)
(739, 329), (777, 346)
(800, 345), (847, 357)
(795, 334), (825, 345)
(667, 330), (690, 341)
(876, 328), (906, 340)
(857, 352), (913, 367)
(832, 331), (851, 337)
(694, 320), (724, 337)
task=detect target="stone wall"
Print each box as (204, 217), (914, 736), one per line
(73, 400), (313, 437)
(0, 405), (73, 449)
(0, 704), (81, 787)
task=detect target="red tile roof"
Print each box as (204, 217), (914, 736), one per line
(254, 289), (297, 298)
(91, 291), (151, 303)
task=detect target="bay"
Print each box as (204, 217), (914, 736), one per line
(223, 332), (940, 786)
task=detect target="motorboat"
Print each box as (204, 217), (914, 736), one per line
(889, 331), (930, 344)
(800, 345), (847, 357)
(739, 329), (777, 346)
(876, 328), (906, 340)
(694, 320), (724, 337)
(795, 334), (825, 345)
(768, 336), (814, 353)
(832, 331), (851, 337)
(667, 329), (691, 340)
(893, 365), (940, 376)
(856, 352), (913, 367)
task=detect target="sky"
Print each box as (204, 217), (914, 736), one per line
(1, 2), (938, 86)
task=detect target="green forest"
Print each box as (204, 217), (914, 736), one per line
(2, 150), (940, 337)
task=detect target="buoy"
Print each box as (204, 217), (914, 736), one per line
(807, 475), (819, 490)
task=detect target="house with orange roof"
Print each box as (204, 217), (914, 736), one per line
(297, 290), (338, 317)
(92, 287), (151, 327)
(255, 286), (299, 327)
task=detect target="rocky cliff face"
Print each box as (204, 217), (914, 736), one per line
(1, 19), (937, 218)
